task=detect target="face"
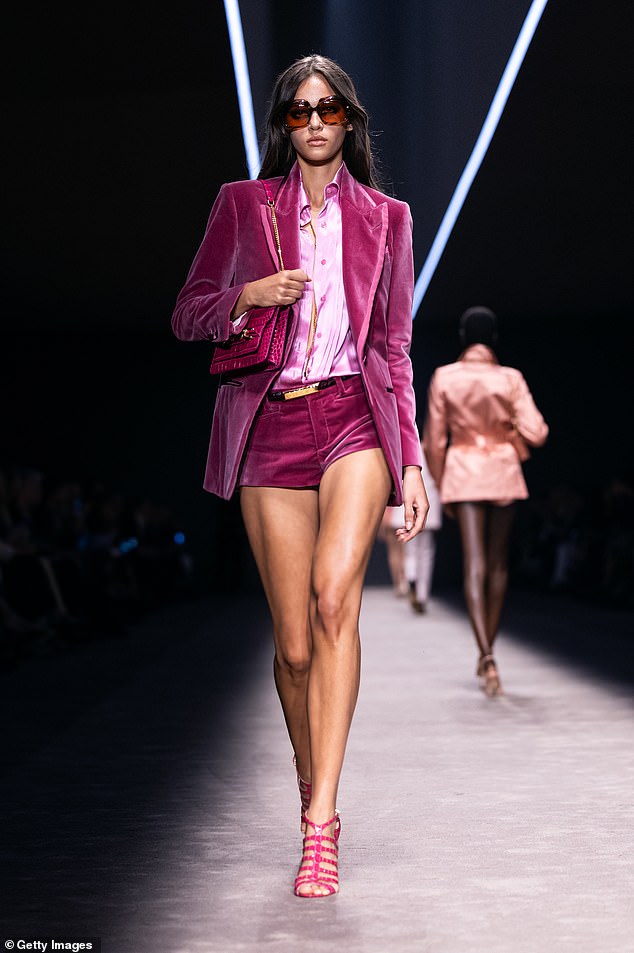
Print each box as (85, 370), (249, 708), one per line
(288, 74), (352, 169)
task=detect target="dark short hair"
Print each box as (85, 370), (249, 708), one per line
(258, 54), (382, 190)
(459, 306), (498, 346)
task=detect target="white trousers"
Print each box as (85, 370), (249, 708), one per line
(404, 530), (437, 602)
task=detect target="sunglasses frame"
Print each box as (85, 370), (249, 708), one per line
(282, 95), (350, 130)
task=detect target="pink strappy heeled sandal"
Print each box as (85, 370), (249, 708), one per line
(294, 812), (341, 898)
(293, 755), (312, 830)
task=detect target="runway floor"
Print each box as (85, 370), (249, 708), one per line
(1, 584), (632, 953)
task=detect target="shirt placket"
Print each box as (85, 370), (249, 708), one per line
(301, 219), (319, 381)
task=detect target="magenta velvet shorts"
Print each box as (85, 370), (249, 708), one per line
(238, 374), (383, 489)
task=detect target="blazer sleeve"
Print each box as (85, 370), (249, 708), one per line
(511, 371), (549, 448)
(385, 203), (424, 469)
(171, 184), (248, 343)
(422, 370), (448, 487)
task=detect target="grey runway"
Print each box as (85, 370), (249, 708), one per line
(1, 588), (632, 953)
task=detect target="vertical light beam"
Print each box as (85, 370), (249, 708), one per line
(412, 0), (550, 318)
(223, 0), (260, 179)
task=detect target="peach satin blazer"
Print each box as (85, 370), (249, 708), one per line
(423, 344), (548, 507)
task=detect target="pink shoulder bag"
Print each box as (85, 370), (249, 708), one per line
(209, 180), (290, 376)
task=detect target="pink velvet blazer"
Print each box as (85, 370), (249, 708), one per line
(171, 162), (423, 502)
(423, 344), (549, 506)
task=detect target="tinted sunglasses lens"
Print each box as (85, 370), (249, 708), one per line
(284, 103), (312, 128)
(319, 99), (347, 124)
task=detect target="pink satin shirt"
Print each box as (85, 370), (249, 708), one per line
(275, 164), (359, 388)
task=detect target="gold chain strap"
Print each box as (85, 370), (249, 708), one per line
(267, 198), (285, 271)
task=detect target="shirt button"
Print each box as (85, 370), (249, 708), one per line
(321, 258), (326, 265)
(321, 222), (327, 229)
(320, 295), (326, 303)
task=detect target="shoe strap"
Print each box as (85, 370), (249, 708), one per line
(293, 755), (312, 822)
(304, 812), (340, 837)
(295, 813), (340, 896)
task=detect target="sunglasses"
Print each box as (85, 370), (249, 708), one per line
(283, 96), (350, 130)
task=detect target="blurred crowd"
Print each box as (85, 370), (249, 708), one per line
(0, 463), (194, 670)
(513, 474), (634, 608)
(3, 460), (631, 674)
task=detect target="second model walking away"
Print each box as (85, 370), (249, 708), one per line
(171, 55), (429, 897)
(423, 306), (548, 697)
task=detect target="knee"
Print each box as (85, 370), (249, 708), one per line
(488, 564), (509, 589)
(312, 584), (349, 640)
(275, 640), (311, 679)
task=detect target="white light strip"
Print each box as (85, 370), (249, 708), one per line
(412, 0), (550, 318)
(223, 0), (260, 179)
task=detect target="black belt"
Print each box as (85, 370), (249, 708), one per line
(268, 375), (356, 402)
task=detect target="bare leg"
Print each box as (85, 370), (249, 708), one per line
(307, 449), (391, 822)
(240, 486), (318, 784)
(295, 448), (391, 896)
(241, 448), (392, 896)
(485, 503), (516, 650)
(455, 502), (492, 658)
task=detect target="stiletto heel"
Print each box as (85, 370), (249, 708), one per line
(294, 812), (341, 898)
(480, 654), (503, 697)
(293, 755), (312, 830)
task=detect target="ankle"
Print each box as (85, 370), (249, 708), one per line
(293, 754), (311, 785)
(305, 805), (337, 828)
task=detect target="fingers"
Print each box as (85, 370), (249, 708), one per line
(250, 270), (311, 307)
(394, 468), (430, 542)
(280, 269), (310, 301)
(395, 495), (430, 542)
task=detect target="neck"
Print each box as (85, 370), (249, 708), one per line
(297, 155), (343, 208)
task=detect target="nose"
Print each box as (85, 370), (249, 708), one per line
(308, 107), (323, 129)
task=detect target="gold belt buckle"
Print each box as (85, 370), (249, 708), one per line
(282, 384), (321, 400)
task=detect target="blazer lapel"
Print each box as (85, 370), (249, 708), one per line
(340, 169), (388, 358)
(260, 167), (302, 272)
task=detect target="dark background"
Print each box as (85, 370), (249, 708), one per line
(2, 0), (632, 592)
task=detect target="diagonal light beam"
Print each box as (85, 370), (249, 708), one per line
(411, 0), (550, 318)
(223, 0), (260, 179)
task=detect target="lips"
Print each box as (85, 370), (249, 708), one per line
(307, 137), (327, 145)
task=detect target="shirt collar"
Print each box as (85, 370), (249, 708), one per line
(299, 162), (345, 224)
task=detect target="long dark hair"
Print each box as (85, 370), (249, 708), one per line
(258, 54), (383, 191)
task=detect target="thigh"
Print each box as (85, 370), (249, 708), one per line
(313, 448), (392, 609)
(240, 486), (319, 645)
(455, 502), (487, 571)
